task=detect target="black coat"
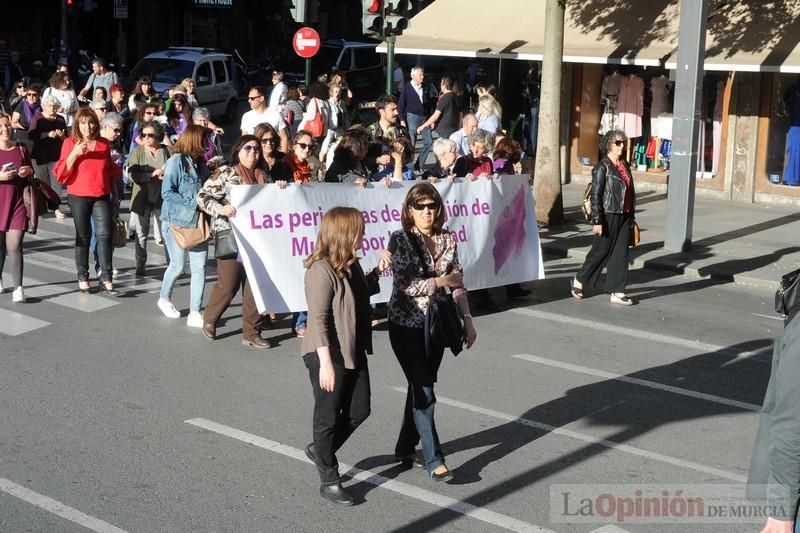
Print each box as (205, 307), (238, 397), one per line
(590, 156), (636, 225)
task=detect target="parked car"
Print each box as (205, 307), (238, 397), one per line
(125, 47), (241, 121)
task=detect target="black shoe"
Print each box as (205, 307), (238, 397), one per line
(430, 466), (453, 482)
(477, 297), (500, 313)
(202, 322), (216, 341)
(395, 452), (425, 469)
(305, 443), (317, 463)
(319, 482), (354, 505)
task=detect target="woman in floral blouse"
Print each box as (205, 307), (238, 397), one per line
(387, 182), (477, 482)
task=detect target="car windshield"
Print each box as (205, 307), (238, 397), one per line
(130, 58), (194, 85)
(313, 47), (344, 72)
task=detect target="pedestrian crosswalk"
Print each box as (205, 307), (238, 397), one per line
(0, 217), (173, 337)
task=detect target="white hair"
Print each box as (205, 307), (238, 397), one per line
(192, 107), (210, 122)
(432, 137), (457, 159)
(100, 112), (123, 128)
(410, 66), (424, 77)
(40, 94), (59, 108)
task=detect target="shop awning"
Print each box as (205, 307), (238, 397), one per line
(378, 0), (800, 73)
(376, 0), (679, 66)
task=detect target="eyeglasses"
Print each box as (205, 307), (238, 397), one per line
(411, 202), (439, 212)
(96, 107), (107, 111)
(242, 145), (261, 153)
(141, 133), (156, 138)
(112, 127), (122, 133)
(261, 137), (276, 145)
(613, 140), (625, 146)
(26, 93), (38, 97)
(144, 111), (156, 116)
(247, 95), (263, 101)
(296, 142), (314, 150)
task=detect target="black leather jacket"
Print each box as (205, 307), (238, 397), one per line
(590, 156), (635, 225)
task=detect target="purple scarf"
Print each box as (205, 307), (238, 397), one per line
(22, 100), (40, 127)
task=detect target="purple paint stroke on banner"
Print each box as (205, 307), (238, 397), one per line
(492, 184), (528, 274)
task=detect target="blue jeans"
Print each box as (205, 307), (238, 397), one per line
(406, 112), (433, 170)
(159, 221), (207, 312)
(389, 323), (446, 474)
(293, 311), (307, 330)
(530, 103), (539, 156)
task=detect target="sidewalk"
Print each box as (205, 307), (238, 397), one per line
(538, 182), (800, 292)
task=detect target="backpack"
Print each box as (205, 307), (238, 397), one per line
(581, 182), (592, 221)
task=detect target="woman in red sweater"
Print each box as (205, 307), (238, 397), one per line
(54, 107), (117, 295)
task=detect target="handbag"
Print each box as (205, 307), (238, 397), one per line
(630, 220), (641, 246)
(306, 99), (325, 138)
(405, 230), (465, 356)
(112, 217), (128, 248)
(170, 212), (210, 250)
(22, 181), (47, 234)
(214, 228), (239, 259)
(775, 268), (800, 316)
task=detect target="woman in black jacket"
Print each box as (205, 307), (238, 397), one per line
(571, 129), (636, 305)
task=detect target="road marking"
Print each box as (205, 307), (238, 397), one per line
(588, 527), (632, 533)
(509, 307), (770, 363)
(0, 308), (51, 336)
(389, 387), (747, 483)
(0, 477), (127, 533)
(511, 353), (761, 412)
(750, 313), (783, 321)
(185, 418), (553, 533)
(3, 273), (118, 312)
(29, 228), (168, 266)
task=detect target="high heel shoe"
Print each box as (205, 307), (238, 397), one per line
(78, 281), (92, 294)
(102, 283), (120, 297)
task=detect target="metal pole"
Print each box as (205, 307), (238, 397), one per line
(664, 0), (708, 252)
(386, 35), (395, 95)
(61, 0), (68, 55)
(305, 58), (311, 86)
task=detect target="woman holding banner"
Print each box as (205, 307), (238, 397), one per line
(197, 135), (274, 348)
(387, 182), (477, 481)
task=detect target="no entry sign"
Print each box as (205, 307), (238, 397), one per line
(293, 27), (321, 59)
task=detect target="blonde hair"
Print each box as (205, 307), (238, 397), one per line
(478, 95), (502, 119)
(304, 207), (365, 278)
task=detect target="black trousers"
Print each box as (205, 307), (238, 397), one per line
(68, 195), (112, 283)
(304, 352), (371, 484)
(576, 212), (632, 293)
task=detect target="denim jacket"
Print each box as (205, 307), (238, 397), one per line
(161, 154), (206, 228)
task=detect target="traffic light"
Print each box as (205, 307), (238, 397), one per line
(384, 0), (409, 35)
(363, 0), (383, 37)
(290, 0), (307, 23)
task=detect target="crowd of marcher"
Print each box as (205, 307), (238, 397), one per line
(0, 56), (642, 508)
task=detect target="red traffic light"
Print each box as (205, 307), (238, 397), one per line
(367, 0), (382, 14)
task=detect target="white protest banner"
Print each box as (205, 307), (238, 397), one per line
(229, 176), (544, 313)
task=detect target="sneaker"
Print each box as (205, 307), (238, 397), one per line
(54, 208), (66, 219)
(157, 298), (181, 318)
(610, 293), (634, 306)
(155, 239), (165, 247)
(11, 286), (25, 303)
(0, 279), (4, 293)
(186, 311), (204, 328)
(112, 268), (120, 278)
(294, 325), (307, 338)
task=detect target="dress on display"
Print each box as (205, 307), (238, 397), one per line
(599, 73), (622, 134)
(650, 76), (672, 129)
(783, 82), (800, 186)
(618, 74), (644, 139)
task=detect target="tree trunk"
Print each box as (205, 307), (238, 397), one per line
(533, 0), (565, 225)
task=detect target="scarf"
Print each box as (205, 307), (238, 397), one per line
(236, 163), (266, 185)
(284, 151), (311, 183)
(22, 100), (39, 127)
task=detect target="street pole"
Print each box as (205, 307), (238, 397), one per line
(532, 0), (565, 225)
(61, 0), (68, 56)
(305, 59), (311, 86)
(385, 34), (395, 95)
(664, 0), (708, 252)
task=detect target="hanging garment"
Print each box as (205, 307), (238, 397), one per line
(783, 126), (800, 186)
(646, 137), (657, 162)
(599, 73), (623, 135)
(618, 75), (644, 139)
(650, 76), (672, 130)
(712, 80), (724, 175)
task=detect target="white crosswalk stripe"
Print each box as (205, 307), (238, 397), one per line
(0, 307), (51, 336)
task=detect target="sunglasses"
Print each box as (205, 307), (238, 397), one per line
(261, 137), (276, 144)
(27, 93), (39, 97)
(111, 127), (122, 133)
(247, 95), (263, 101)
(144, 111), (156, 116)
(613, 140), (625, 146)
(141, 132), (156, 138)
(296, 142), (314, 150)
(242, 145), (261, 153)
(96, 107), (107, 111)
(411, 202), (439, 212)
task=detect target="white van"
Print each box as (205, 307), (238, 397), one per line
(127, 47), (240, 120)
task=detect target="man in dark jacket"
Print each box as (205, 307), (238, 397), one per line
(397, 66), (432, 171)
(747, 310), (800, 533)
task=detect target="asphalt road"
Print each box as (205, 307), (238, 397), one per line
(0, 204), (781, 533)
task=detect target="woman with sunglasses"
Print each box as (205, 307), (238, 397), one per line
(572, 129), (637, 305)
(54, 107), (118, 295)
(387, 182), (477, 482)
(128, 120), (169, 275)
(8, 81), (27, 112)
(158, 125), (210, 325)
(197, 135), (274, 348)
(284, 129), (314, 184)
(11, 84), (41, 152)
(254, 122), (291, 182)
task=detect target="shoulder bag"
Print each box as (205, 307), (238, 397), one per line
(171, 212), (210, 250)
(405, 230), (465, 356)
(630, 220), (641, 246)
(306, 99), (325, 139)
(776, 268), (800, 317)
